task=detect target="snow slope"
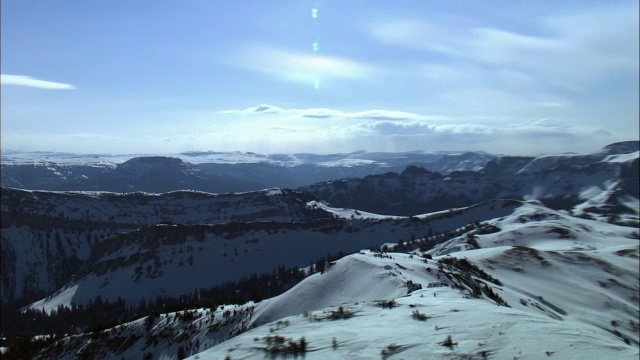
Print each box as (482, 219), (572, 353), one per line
(193, 288), (637, 360)
(192, 203), (638, 359)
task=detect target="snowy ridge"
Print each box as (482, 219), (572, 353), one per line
(189, 202), (640, 359)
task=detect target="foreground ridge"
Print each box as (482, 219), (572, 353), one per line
(30, 201), (639, 359)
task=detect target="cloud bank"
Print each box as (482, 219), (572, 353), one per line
(205, 104), (616, 155)
(3, 103), (619, 156)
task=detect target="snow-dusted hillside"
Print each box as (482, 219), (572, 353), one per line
(0, 187), (322, 225)
(33, 201), (639, 359)
(1, 187), (325, 302)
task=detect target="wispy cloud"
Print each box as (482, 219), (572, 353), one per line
(303, 109), (438, 121)
(218, 104), (285, 115)
(372, 20), (466, 56)
(1, 74), (76, 90)
(225, 45), (379, 85)
(370, 2), (638, 89)
(219, 104), (442, 122)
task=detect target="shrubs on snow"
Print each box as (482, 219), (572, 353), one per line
(376, 300), (397, 309)
(381, 343), (407, 359)
(328, 306), (356, 320)
(261, 335), (307, 356)
(440, 335), (457, 349)
(411, 310), (428, 321)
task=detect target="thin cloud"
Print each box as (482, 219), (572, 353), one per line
(219, 105), (441, 122)
(218, 104), (285, 115)
(517, 119), (570, 129)
(371, 2), (638, 83)
(1, 74), (76, 90)
(226, 45), (379, 85)
(372, 20), (465, 56)
(346, 110), (435, 121)
(302, 108), (428, 121)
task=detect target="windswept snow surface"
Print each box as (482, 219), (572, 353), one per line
(192, 289), (637, 360)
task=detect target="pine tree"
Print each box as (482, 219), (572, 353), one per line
(177, 346), (186, 359)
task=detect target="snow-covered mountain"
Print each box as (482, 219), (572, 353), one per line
(1, 150), (495, 192)
(302, 142), (639, 218)
(32, 201), (639, 359)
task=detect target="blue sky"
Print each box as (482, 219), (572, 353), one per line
(1, 1), (638, 155)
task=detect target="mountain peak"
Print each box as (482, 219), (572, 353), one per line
(117, 156), (187, 169)
(401, 165), (432, 176)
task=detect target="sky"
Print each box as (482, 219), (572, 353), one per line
(1, 0), (638, 155)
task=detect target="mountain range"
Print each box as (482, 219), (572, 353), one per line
(0, 141), (637, 359)
(1, 150), (496, 193)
